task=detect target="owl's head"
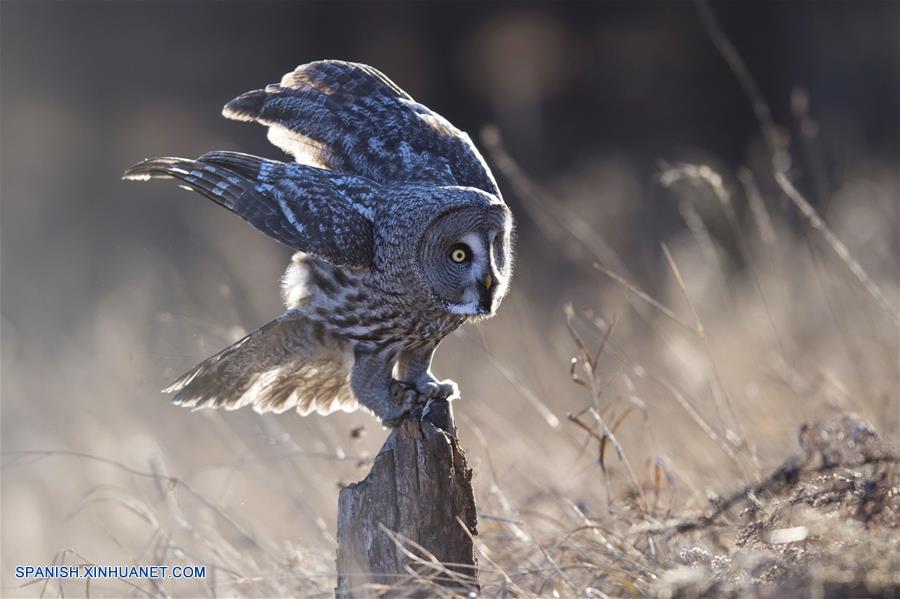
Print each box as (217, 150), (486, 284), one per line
(416, 189), (513, 318)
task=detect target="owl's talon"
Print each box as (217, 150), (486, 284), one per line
(377, 379), (458, 427)
(420, 397), (436, 421)
(417, 379), (459, 400)
(382, 380), (426, 426)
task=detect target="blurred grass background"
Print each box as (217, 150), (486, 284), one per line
(1, 1), (898, 596)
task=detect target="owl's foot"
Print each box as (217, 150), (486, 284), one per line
(381, 380), (425, 427)
(381, 379), (458, 427)
(408, 378), (458, 433)
(416, 378), (459, 401)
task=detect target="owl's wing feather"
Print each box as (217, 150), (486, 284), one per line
(165, 311), (356, 416)
(223, 60), (500, 195)
(123, 151), (376, 269)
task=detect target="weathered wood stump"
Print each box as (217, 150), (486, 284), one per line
(335, 400), (479, 597)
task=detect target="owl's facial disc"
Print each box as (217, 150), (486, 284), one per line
(418, 205), (512, 317)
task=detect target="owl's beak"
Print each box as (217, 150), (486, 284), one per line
(477, 274), (496, 315)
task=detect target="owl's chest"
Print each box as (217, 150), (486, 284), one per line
(313, 289), (459, 349)
(330, 296), (461, 348)
(298, 258), (463, 348)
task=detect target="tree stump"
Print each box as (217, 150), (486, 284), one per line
(335, 400), (479, 597)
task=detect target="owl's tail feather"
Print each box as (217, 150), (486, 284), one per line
(166, 311), (357, 416)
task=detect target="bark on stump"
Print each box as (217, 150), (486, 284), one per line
(335, 400), (479, 597)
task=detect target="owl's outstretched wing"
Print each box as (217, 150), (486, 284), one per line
(123, 151), (377, 269)
(223, 60), (500, 195)
(166, 311), (356, 415)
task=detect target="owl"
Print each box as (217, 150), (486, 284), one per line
(124, 61), (513, 425)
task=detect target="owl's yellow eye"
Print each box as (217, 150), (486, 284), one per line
(449, 244), (470, 263)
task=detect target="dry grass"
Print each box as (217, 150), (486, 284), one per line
(456, 133), (899, 598)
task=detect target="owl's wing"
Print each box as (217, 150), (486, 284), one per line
(165, 310), (356, 416)
(223, 60), (500, 195)
(123, 151), (377, 269)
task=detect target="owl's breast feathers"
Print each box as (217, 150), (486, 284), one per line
(286, 254), (464, 352)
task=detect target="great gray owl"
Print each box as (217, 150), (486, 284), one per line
(124, 60), (513, 425)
